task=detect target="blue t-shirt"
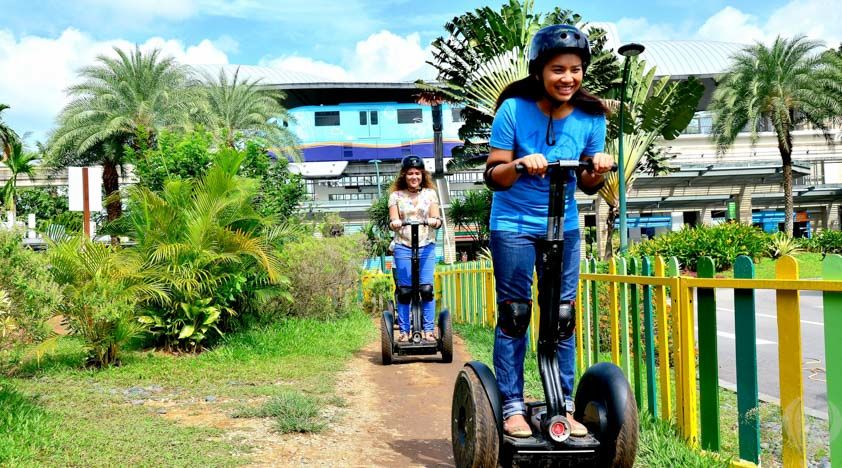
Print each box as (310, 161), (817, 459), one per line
(489, 97), (606, 234)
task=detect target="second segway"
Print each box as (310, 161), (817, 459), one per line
(381, 220), (453, 364)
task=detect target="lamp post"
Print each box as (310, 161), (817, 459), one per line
(617, 43), (645, 253)
(369, 159), (387, 273)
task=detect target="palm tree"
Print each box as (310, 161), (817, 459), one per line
(710, 36), (836, 236)
(200, 67), (299, 157)
(1, 139), (38, 218)
(0, 104), (20, 162)
(48, 46), (199, 221)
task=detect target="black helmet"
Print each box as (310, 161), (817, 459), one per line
(401, 155), (424, 170)
(528, 25), (591, 76)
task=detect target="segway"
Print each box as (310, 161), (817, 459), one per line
(381, 220), (453, 364)
(451, 160), (638, 467)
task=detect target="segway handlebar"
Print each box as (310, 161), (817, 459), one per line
(400, 220), (431, 227)
(514, 160), (619, 174)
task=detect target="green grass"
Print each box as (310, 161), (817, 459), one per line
(232, 391), (326, 433)
(717, 252), (824, 279)
(3, 309), (375, 466)
(454, 322), (727, 467)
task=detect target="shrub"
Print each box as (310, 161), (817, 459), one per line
(814, 229), (842, 257)
(769, 232), (802, 259)
(362, 275), (394, 316)
(47, 236), (168, 366)
(0, 230), (62, 348)
(629, 223), (768, 271)
(277, 235), (366, 319)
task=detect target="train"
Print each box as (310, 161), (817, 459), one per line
(287, 102), (465, 162)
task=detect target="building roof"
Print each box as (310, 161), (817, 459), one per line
(633, 41), (746, 79)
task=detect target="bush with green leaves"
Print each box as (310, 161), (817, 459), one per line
(0, 230), (62, 350)
(275, 235), (366, 319)
(628, 222), (768, 271)
(126, 130), (214, 192)
(768, 232), (802, 258)
(813, 229), (842, 257)
(113, 150), (287, 351)
(362, 274), (394, 316)
(47, 236), (168, 366)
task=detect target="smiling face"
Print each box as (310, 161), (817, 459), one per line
(541, 53), (584, 102)
(405, 168), (423, 190)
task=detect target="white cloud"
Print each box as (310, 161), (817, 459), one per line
(261, 30), (435, 82)
(0, 28), (228, 142)
(615, 17), (687, 42)
(696, 6), (768, 44)
(615, 0), (841, 46)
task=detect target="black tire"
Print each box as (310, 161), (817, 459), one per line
(452, 366), (499, 468)
(387, 300), (398, 330)
(574, 362), (639, 468)
(439, 308), (453, 363)
(381, 311), (394, 366)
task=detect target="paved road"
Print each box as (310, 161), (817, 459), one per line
(699, 289), (828, 417)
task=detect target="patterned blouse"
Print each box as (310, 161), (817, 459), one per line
(388, 188), (440, 247)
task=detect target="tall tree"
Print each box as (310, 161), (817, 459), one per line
(0, 104), (20, 161)
(200, 67), (299, 157)
(47, 46), (199, 222)
(710, 36), (836, 236)
(1, 139), (38, 217)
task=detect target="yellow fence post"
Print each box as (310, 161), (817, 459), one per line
(775, 255), (806, 466)
(485, 260), (495, 327)
(654, 256), (673, 421)
(576, 261), (585, 377)
(667, 257), (684, 431)
(609, 258), (620, 365)
(679, 276), (699, 445)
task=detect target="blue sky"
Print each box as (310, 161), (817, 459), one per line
(1, 0), (840, 141)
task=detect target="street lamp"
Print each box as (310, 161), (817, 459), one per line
(617, 42), (645, 253)
(369, 159), (387, 273)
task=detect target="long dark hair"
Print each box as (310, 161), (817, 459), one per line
(494, 72), (607, 116)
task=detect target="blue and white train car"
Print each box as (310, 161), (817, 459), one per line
(287, 102), (464, 162)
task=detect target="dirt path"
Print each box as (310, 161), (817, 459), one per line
(239, 328), (470, 467)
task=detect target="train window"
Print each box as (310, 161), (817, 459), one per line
(315, 111), (340, 126)
(359, 111), (367, 125)
(370, 111), (378, 125)
(451, 107), (464, 123)
(397, 109), (423, 124)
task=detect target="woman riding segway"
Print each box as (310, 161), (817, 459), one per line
(484, 24), (614, 439)
(388, 155), (442, 343)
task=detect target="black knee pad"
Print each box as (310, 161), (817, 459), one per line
(559, 301), (575, 340)
(397, 286), (413, 305)
(497, 301), (532, 338)
(419, 284), (434, 302)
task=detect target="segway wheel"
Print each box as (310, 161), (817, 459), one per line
(574, 362), (639, 468)
(387, 300), (399, 330)
(452, 366), (499, 468)
(439, 308), (453, 363)
(381, 311), (394, 366)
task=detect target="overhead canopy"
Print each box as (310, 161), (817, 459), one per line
(288, 161), (348, 178)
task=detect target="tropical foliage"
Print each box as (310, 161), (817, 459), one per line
(0, 140), (38, 217)
(200, 67), (299, 156)
(0, 104), (20, 161)
(126, 129), (213, 192)
(598, 60), (704, 257)
(710, 36), (839, 236)
(447, 189), (492, 249)
(112, 150), (286, 350)
(48, 46), (200, 221)
(47, 236), (168, 366)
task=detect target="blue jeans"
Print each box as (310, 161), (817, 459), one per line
(490, 229), (580, 419)
(393, 243), (436, 333)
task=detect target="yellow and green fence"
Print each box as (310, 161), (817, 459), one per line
(361, 254), (842, 467)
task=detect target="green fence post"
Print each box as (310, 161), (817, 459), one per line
(628, 257), (643, 411)
(618, 258), (631, 377)
(641, 256), (658, 418)
(697, 257), (719, 451)
(590, 257), (600, 364)
(734, 256), (760, 464)
(823, 254), (842, 467)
